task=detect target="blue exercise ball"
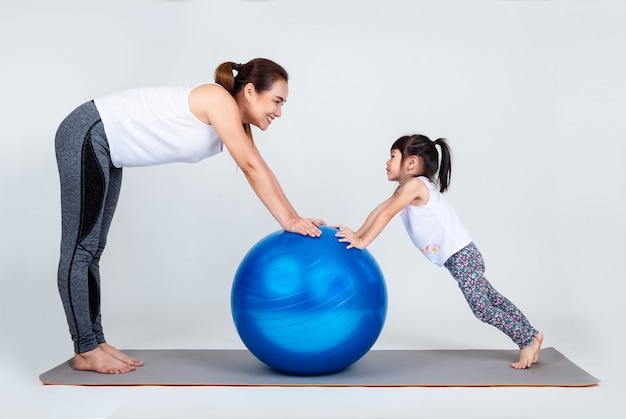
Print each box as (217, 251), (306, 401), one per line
(231, 225), (387, 375)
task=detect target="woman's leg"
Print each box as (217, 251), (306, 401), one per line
(89, 155), (122, 346)
(55, 102), (140, 373)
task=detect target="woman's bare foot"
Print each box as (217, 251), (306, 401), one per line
(73, 344), (143, 374)
(99, 343), (144, 367)
(511, 332), (543, 369)
(73, 346), (135, 374)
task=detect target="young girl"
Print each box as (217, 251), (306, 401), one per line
(55, 58), (325, 374)
(334, 134), (542, 369)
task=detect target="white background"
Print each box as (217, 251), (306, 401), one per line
(1, 0), (624, 418)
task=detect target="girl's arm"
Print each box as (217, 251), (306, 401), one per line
(195, 85), (325, 237)
(336, 178), (427, 249)
(355, 194), (396, 237)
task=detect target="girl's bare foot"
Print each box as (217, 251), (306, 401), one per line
(511, 332), (543, 369)
(99, 343), (144, 367)
(73, 346), (136, 374)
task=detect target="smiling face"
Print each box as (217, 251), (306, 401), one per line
(240, 79), (288, 131)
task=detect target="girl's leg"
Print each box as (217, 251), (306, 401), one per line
(444, 243), (542, 368)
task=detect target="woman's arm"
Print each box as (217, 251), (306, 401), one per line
(192, 85), (324, 236)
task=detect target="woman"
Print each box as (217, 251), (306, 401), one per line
(55, 58), (325, 374)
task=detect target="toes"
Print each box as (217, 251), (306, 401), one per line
(511, 359), (533, 369)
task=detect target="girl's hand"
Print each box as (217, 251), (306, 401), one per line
(334, 225), (366, 250)
(284, 217), (326, 237)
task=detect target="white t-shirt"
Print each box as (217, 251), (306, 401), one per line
(94, 85), (223, 168)
(399, 177), (472, 266)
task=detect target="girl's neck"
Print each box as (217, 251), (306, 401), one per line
(398, 173), (420, 186)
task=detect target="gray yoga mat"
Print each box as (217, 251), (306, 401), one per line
(39, 347), (599, 387)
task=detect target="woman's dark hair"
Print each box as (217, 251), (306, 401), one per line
(391, 134), (452, 192)
(214, 58), (288, 95)
(214, 58), (288, 140)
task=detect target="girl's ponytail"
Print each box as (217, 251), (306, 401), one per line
(434, 138), (452, 193)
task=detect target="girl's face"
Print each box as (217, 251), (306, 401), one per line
(241, 79), (288, 131)
(386, 149), (404, 182)
(387, 148), (418, 183)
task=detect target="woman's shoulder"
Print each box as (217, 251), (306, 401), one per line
(189, 84), (237, 121)
(190, 83), (231, 99)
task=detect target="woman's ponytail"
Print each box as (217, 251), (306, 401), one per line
(214, 61), (241, 94)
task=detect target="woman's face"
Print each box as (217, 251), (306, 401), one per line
(241, 79), (288, 131)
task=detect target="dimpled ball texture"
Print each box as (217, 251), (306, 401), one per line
(231, 226), (387, 375)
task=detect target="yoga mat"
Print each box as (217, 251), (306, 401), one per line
(39, 347), (599, 387)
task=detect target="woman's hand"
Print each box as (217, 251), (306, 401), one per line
(284, 217), (326, 237)
(191, 85), (326, 236)
(334, 225), (366, 249)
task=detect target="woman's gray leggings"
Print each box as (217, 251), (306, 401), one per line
(55, 101), (122, 354)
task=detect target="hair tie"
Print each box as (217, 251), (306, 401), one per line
(235, 63), (242, 72)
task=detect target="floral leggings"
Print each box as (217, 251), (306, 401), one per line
(444, 242), (538, 349)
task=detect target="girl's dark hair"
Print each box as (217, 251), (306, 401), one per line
(391, 134), (452, 192)
(214, 58), (288, 140)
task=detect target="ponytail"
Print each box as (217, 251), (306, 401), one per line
(433, 138), (452, 193)
(214, 61), (240, 94)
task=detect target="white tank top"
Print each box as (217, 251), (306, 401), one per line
(94, 85), (223, 168)
(400, 177), (472, 266)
